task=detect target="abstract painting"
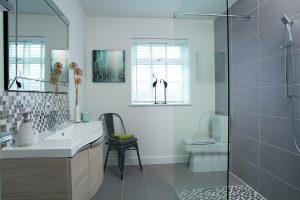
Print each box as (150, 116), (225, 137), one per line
(92, 50), (125, 82)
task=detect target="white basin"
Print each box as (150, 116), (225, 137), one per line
(0, 121), (104, 159)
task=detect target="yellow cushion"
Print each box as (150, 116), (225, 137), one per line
(111, 133), (135, 140)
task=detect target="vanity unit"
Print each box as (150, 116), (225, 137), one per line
(0, 121), (104, 200)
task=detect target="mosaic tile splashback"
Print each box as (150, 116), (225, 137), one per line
(0, 91), (69, 134)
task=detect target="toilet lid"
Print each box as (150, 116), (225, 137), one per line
(182, 135), (215, 145)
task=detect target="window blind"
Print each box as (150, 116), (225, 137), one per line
(9, 37), (45, 91)
(131, 39), (189, 104)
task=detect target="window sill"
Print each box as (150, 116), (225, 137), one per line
(129, 102), (192, 107)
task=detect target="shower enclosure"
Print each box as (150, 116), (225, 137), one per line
(172, 0), (300, 199)
(170, 0), (253, 199)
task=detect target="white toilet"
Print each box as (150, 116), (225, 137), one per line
(182, 114), (228, 172)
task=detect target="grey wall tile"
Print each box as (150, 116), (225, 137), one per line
(260, 115), (299, 153)
(259, 169), (300, 200)
(232, 35), (259, 66)
(231, 88), (259, 114)
(231, 62), (259, 89)
(231, 111), (259, 140)
(231, 154), (259, 190)
(260, 54), (285, 87)
(231, 133), (259, 165)
(259, 143), (300, 190)
(293, 50), (300, 84)
(260, 86), (292, 118)
(232, 8), (258, 45)
(230, 0), (258, 24)
(259, 0), (300, 31)
(259, 23), (285, 59)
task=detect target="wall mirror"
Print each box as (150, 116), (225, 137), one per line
(3, 0), (69, 93)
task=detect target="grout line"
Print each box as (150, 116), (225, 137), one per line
(231, 33), (258, 48)
(231, 4), (259, 26)
(232, 131), (259, 142)
(259, 167), (300, 192)
(260, 141), (300, 157)
(144, 166), (153, 200)
(232, 152), (259, 169)
(257, 0), (261, 189)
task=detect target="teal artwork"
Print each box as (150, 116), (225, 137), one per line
(92, 50), (125, 82)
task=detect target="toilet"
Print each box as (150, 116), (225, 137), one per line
(182, 114), (228, 172)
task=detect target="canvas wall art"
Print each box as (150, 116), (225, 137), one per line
(92, 50), (125, 82)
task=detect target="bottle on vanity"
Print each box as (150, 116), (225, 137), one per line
(16, 112), (36, 147)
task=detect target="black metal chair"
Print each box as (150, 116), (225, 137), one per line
(99, 113), (143, 180)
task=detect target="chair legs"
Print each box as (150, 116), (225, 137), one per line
(104, 148), (110, 171)
(105, 142), (143, 180)
(135, 143), (143, 171)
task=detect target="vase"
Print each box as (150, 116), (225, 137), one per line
(74, 104), (81, 123)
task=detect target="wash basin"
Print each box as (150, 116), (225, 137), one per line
(0, 121), (104, 159)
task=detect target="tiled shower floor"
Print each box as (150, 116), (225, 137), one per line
(93, 164), (266, 200)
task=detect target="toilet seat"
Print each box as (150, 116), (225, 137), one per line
(182, 135), (215, 145)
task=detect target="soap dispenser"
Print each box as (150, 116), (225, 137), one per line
(16, 112), (36, 147)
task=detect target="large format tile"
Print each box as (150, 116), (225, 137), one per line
(260, 115), (300, 153)
(260, 54), (285, 87)
(232, 8), (258, 45)
(293, 50), (300, 84)
(191, 172), (224, 188)
(231, 88), (259, 114)
(147, 176), (178, 200)
(95, 180), (123, 200)
(231, 133), (259, 165)
(231, 35), (259, 67)
(231, 154), (258, 190)
(260, 86), (292, 118)
(231, 111), (259, 140)
(123, 177), (150, 200)
(259, 169), (300, 200)
(259, 23), (285, 59)
(231, 61), (259, 89)
(230, 0), (258, 24)
(259, 143), (300, 190)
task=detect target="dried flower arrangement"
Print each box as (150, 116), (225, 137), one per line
(69, 62), (83, 105)
(50, 62), (62, 92)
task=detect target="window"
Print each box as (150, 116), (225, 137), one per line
(131, 39), (189, 104)
(9, 37), (45, 91)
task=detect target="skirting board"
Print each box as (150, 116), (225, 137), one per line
(106, 155), (189, 165)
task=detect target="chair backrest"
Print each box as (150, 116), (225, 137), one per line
(99, 113), (126, 138)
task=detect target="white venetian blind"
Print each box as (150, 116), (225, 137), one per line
(9, 37), (45, 91)
(131, 39), (189, 104)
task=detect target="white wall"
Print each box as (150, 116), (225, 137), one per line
(53, 0), (87, 117)
(86, 17), (215, 164)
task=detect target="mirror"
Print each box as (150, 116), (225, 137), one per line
(4, 0), (69, 93)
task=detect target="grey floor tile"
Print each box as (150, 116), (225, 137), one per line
(123, 177), (150, 200)
(191, 172), (223, 188)
(103, 166), (122, 182)
(95, 180), (123, 200)
(123, 164), (145, 179)
(147, 176), (179, 200)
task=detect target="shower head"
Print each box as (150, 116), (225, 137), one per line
(281, 15), (293, 43)
(281, 15), (291, 25)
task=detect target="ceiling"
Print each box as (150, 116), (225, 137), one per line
(79, 0), (184, 18)
(79, 0), (238, 18)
